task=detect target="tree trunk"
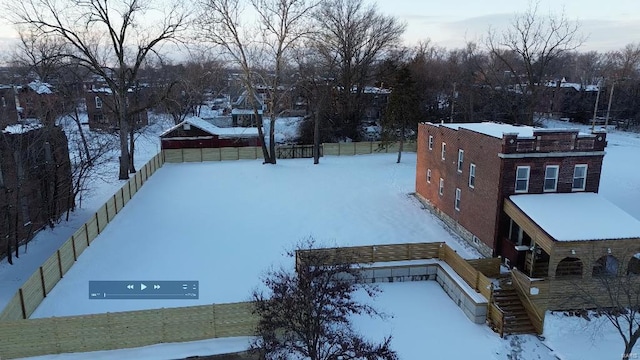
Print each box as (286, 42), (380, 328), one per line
(254, 110), (271, 163)
(269, 115), (277, 164)
(623, 333), (639, 360)
(118, 97), (130, 180)
(397, 125), (405, 164)
(73, 108), (92, 166)
(128, 126), (136, 174)
(313, 108), (320, 165)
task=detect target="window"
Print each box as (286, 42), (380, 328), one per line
(428, 135), (433, 150)
(544, 165), (559, 192)
(572, 164), (588, 191)
(441, 142), (446, 161)
(439, 178), (444, 196)
(1, 96), (5, 107)
(469, 163), (476, 188)
(455, 188), (461, 211)
(457, 149), (464, 172)
(95, 96), (102, 109)
(515, 166), (530, 193)
(427, 169), (431, 183)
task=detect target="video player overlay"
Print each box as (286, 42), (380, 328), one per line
(89, 281), (199, 299)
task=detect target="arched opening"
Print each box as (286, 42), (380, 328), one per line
(555, 257), (583, 278)
(627, 254), (640, 275)
(592, 255), (619, 277)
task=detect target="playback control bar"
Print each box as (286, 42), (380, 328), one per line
(89, 281), (199, 300)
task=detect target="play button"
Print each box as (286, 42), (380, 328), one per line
(140, 283), (147, 290)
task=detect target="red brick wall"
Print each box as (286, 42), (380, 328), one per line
(416, 123), (503, 251)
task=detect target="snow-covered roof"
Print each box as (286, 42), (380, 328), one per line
(28, 81), (53, 95)
(231, 108), (263, 115)
(2, 122), (43, 134)
(546, 80), (599, 92)
(509, 193), (640, 241)
(439, 122), (538, 138)
(161, 117), (260, 138)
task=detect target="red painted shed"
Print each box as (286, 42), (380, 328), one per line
(160, 117), (262, 150)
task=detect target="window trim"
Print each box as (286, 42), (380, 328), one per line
(427, 169), (431, 183)
(457, 149), (464, 172)
(95, 96), (102, 109)
(543, 165), (559, 192)
(469, 163), (476, 188)
(572, 164), (588, 191)
(455, 188), (461, 211)
(441, 142), (446, 161)
(439, 178), (444, 196)
(428, 135), (433, 150)
(515, 166), (530, 193)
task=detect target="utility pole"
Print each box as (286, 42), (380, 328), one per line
(605, 80), (615, 128)
(591, 79), (603, 131)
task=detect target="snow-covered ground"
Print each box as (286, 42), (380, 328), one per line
(28, 153), (477, 318)
(4, 117), (640, 360)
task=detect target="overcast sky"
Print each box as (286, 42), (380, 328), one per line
(376, 0), (640, 51)
(0, 0), (637, 62)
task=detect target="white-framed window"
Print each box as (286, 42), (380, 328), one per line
(95, 96), (102, 109)
(455, 188), (461, 211)
(515, 166), (530, 193)
(469, 163), (476, 188)
(544, 165), (559, 192)
(457, 149), (464, 172)
(428, 135), (433, 150)
(439, 178), (444, 196)
(427, 169), (432, 183)
(572, 164), (588, 191)
(441, 142), (446, 161)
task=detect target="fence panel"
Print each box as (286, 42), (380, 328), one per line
(21, 272), (45, 318)
(442, 246), (479, 290)
(0, 294), (23, 321)
(122, 183), (131, 205)
(213, 302), (258, 338)
(128, 177), (138, 197)
(202, 148), (222, 161)
(355, 142), (373, 155)
(338, 143), (356, 155)
(163, 149), (183, 163)
(220, 147), (240, 161)
(238, 147), (258, 160)
(96, 205), (108, 233)
(115, 190), (125, 213)
(58, 240), (76, 275)
(467, 258), (501, 278)
(106, 198), (117, 222)
(322, 143), (340, 156)
(73, 228), (88, 257)
(162, 306), (216, 342)
(183, 148), (203, 162)
(106, 309), (164, 349)
(41, 254), (61, 294)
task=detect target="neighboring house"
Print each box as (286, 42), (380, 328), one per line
(85, 87), (149, 131)
(16, 81), (64, 126)
(361, 86), (391, 122)
(416, 121), (640, 316)
(539, 79), (600, 122)
(231, 91), (265, 127)
(0, 85), (19, 129)
(160, 117), (262, 149)
(0, 124), (73, 260)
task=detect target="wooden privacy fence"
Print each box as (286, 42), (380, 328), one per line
(0, 153), (165, 322)
(296, 242), (497, 300)
(0, 302), (258, 359)
(163, 141), (417, 163)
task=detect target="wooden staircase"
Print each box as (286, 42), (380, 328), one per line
(492, 284), (537, 335)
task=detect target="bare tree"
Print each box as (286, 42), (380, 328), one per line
(485, 1), (584, 125)
(197, 0), (316, 164)
(7, 0), (189, 179)
(314, 0), (405, 140)
(570, 249), (640, 360)
(250, 238), (397, 360)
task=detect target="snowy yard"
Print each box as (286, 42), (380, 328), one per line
(28, 153), (476, 318)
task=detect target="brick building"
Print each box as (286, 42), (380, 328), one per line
(415, 122), (608, 265)
(85, 88), (149, 131)
(0, 125), (73, 261)
(0, 86), (19, 129)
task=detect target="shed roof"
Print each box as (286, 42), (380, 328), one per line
(160, 117), (260, 138)
(439, 122), (538, 138)
(509, 193), (640, 242)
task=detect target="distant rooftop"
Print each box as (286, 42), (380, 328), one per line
(435, 122), (587, 139)
(509, 193), (640, 242)
(161, 117), (260, 138)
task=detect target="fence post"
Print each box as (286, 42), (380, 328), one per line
(106, 200), (111, 223)
(71, 235), (77, 261)
(57, 250), (63, 278)
(237, 147), (240, 160)
(128, 179), (132, 199)
(95, 212), (101, 235)
(39, 266), (46, 297)
(114, 194), (119, 214)
(212, 305), (217, 338)
(84, 223), (90, 247)
(19, 288), (26, 319)
(475, 271), (480, 292)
